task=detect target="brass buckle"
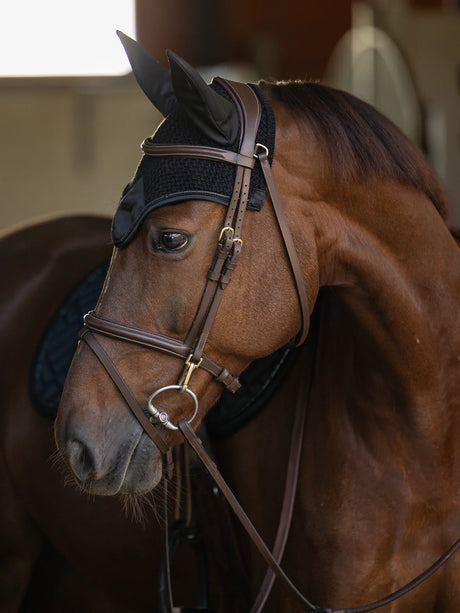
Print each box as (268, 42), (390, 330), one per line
(219, 226), (234, 242)
(253, 143), (269, 158)
(178, 354), (203, 392)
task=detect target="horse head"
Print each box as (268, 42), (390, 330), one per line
(55, 33), (317, 495)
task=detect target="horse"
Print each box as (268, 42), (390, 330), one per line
(0, 215), (230, 613)
(55, 33), (460, 612)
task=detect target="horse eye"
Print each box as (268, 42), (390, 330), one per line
(160, 231), (189, 251)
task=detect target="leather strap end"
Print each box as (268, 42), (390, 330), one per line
(215, 368), (241, 393)
(163, 449), (175, 481)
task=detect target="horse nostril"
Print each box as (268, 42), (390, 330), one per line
(67, 439), (96, 483)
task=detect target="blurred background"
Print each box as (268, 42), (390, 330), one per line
(0, 0), (459, 234)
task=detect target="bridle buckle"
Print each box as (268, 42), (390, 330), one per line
(218, 226), (234, 242)
(178, 354), (203, 392)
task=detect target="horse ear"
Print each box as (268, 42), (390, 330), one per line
(117, 31), (177, 117)
(167, 50), (239, 145)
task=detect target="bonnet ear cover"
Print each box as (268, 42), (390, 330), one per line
(117, 31), (239, 144)
(116, 30), (176, 116)
(167, 50), (239, 146)
(112, 33), (276, 247)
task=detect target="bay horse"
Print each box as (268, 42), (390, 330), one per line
(55, 33), (459, 612)
(0, 216), (225, 613)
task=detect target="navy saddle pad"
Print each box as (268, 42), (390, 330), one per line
(30, 261), (110, 418)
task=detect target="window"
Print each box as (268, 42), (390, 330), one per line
(0, 0), (135, 77)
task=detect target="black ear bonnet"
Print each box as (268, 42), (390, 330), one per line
(111, 35), (275, 247)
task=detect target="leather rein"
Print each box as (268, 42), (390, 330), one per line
(80, 79), (460, 612)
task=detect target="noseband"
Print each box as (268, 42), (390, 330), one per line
(80, 78), (310, 452)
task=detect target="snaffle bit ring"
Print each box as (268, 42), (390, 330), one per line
(147, 385), (199, 431)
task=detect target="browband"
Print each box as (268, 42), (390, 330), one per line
(140, 141), (257, 169)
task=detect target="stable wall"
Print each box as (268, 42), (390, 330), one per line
(0, 76), (160, 234)
(377, 2), (460, 225)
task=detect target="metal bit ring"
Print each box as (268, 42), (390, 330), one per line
(147, 385), (199, 431)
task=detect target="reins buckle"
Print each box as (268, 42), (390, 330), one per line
(178, 354), (203, 392)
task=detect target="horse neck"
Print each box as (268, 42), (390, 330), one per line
(211, 177), (459, 604)
(307, 180), (460, 465)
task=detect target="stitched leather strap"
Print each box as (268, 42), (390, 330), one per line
(83, 311), (241, 393)
(249, 344), (311, 612)
(182, 81), (262, 367)
(257, 148), (310, 346)
(178, 419), (319, 612)
(330, 535), (460, 613)
(141, 141), (256, 169)
(80, 328), (170, 454)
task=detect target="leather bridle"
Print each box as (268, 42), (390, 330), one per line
(79, 78), (459, 612)
(81, 78), (309, 450)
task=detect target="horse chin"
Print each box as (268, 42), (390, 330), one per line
(116, 432), (164, 494)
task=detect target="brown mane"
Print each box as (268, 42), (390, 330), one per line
(261, 80), (451, 222)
